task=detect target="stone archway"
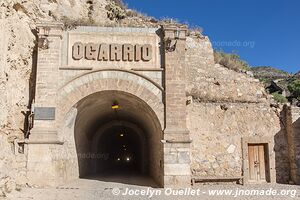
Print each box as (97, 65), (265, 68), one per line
(57, 69), (164, 186)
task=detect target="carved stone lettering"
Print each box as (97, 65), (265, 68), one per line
(98, 44), (109, 61)
(135, 44), (142, 61)
(110, 44), (122, 61)
(123, 44), (134, 61)
(71, 43), (153, 62)
(142, 44), (152, 61)
(72, 42), (84, 60)
(85, 43), (98, 60)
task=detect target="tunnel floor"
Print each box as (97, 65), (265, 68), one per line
(81, 171), (158, 187)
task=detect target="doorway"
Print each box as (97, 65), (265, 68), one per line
(247, 144), (270, 183)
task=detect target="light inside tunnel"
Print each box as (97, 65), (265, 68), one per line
(73, 90), (163, 186)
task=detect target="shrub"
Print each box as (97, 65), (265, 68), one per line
(272, 92), (288, 103)
(214, 51), (251, 71)
(159, 17), (180, 25)
(111, 0), (126, 9)
(106, 1), (126, 21)
(288, 79), (300, 99)
(61, 16), (96, 29)
(189, 25), (204, 35)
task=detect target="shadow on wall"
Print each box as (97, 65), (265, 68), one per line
(274, 107), (300, 184)
(23, 29), (38, 139)
(293, 117), (300, 181)
(274, 109), (290, 184)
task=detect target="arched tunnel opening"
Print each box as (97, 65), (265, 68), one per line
(74, 91), (163, 186)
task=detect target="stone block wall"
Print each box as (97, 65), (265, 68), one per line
(187, 102), (283, 179)
(185, 34), (290, 183)
(185, 36), (266, 103)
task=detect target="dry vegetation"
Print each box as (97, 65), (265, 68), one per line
(214, 50), (251, 72)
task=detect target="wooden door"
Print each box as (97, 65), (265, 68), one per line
(248, 144), (267, 183)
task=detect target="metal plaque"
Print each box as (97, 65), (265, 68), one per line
(35, 107), (56, 120)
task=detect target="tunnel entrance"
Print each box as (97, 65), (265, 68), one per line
(74, 91), (163, 186)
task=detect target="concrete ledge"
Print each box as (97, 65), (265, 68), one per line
(71, 26), (160, 34)
(25, 140), (64, 145)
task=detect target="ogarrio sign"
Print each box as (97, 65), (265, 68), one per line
(72, 42), (152, 62)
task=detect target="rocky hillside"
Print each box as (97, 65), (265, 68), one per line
(250, 66), (300, 105)
(251, 66), (291, 81)
(214, 52), (299, 105)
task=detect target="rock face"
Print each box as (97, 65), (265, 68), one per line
(251, 66), (291, 79)
(0, 1), (41, 194)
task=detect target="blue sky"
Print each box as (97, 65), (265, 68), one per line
(124, 0), (300, 73)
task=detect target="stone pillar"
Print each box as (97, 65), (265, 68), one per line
(30, 22), (64, 142)
(27, 22), (64, 186)
(162, 25), (191, 187)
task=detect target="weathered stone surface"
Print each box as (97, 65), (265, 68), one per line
(185, 36), (267, 103)
(186, 102), (284, 180)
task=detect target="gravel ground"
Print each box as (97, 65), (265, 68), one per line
(5, 176), (300, 200)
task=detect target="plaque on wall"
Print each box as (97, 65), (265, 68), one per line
(35, 107), (56, 120)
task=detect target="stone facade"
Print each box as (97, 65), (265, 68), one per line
(22, 22), (299, 188)
(24, 23), (192, 188)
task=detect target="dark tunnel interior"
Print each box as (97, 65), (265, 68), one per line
(73, 91), (163, 186)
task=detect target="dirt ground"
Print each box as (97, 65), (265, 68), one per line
(5, 175), (300, 200)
